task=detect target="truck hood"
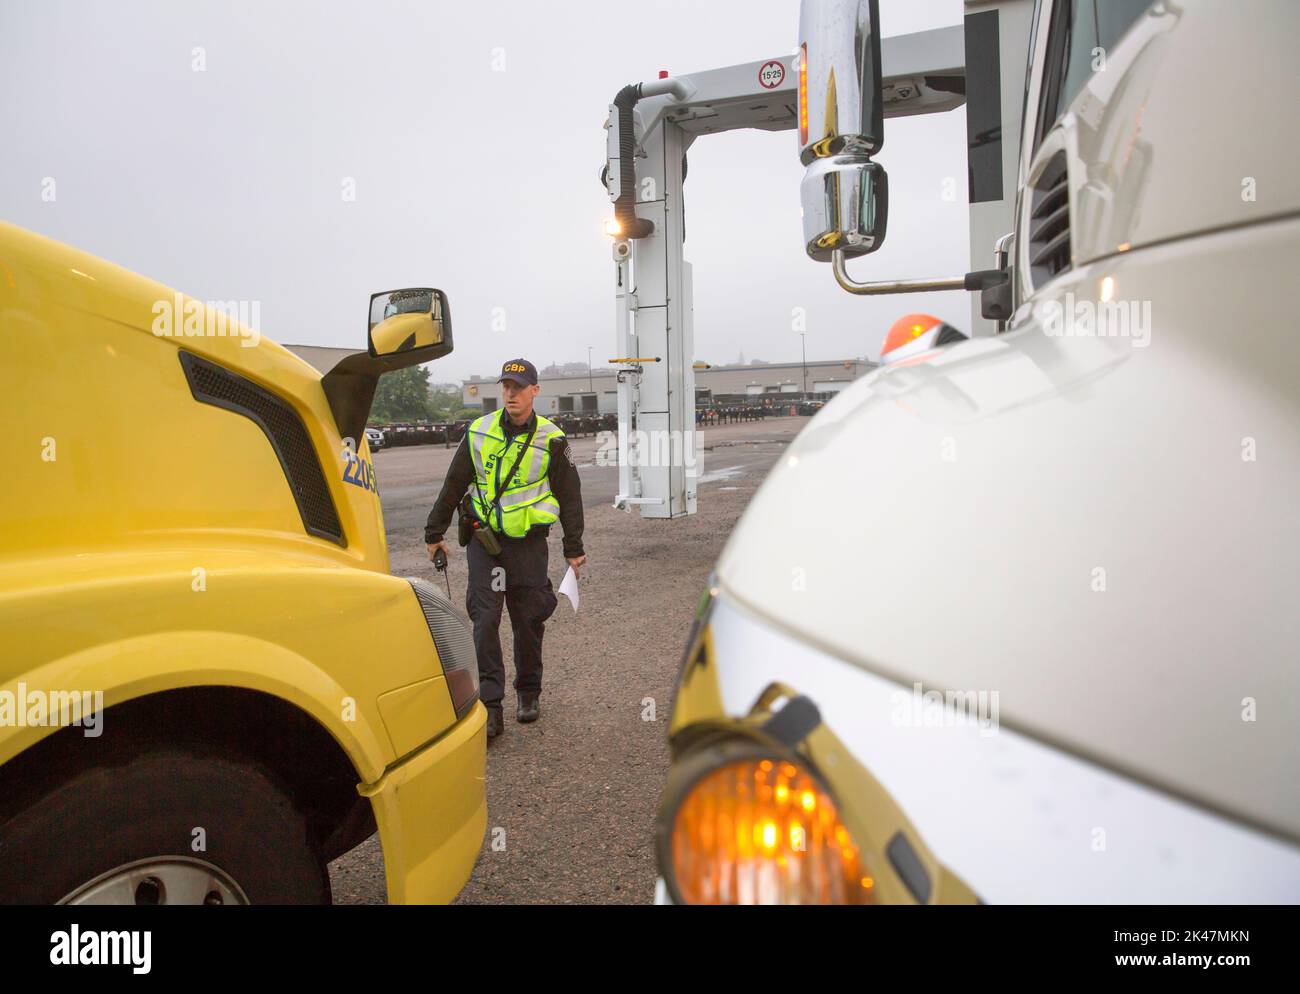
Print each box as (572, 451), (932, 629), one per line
(0, 221), (327, 400)
(715, 251), (1300, 842)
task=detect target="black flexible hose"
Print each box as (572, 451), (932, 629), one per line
(613, 83), (655, 239)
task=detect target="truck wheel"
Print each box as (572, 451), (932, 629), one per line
(0, 748), (330, 905)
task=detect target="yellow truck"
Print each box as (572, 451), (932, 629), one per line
(0, 222), (487, 904)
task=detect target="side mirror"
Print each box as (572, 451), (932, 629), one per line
(800, 155), (888, 260)
(321, 288), (454, 452)
(367, 288), (451, 360)
(798, 0), (887, 260)
(798, 0), (883, 161)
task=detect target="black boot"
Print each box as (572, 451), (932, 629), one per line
(516, 693), (540, 724)
(485, 706), (504, 739)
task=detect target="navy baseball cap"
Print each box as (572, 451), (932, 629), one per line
(497, 358), (538, 386)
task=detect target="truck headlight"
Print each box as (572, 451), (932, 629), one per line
(657, 741), (875, 905)
(408, 579), (479, 719)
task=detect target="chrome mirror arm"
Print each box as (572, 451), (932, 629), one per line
(832, 250), (1007, 296)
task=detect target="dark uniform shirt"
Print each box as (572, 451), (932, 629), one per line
(424, 411), (585, 559)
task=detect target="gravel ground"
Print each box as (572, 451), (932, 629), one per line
(328, 418), (799, 904)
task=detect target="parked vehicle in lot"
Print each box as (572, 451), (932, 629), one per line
(379, 420), (462, 447)
(657, 0), (1300, 903)
(0, 224), (487, 904)
(552, 413), (591, 437)
(365, 426), (386, 451)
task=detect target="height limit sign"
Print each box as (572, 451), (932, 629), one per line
(758, 60), (786, 89)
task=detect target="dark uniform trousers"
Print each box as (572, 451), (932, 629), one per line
(465, 528), (558, 710)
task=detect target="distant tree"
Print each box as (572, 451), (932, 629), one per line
(426, 385), (472, 421)
(371, 365), (433, 423)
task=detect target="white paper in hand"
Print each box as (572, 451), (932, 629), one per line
(558, 566), (580, 613)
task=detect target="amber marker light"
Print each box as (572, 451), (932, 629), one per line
(668, 755), (874, 904)
(798, 43), (809, 146)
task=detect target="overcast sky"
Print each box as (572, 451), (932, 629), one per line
(1, 0), (971, 382)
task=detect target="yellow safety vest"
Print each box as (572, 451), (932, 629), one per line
(467, 410), (564, 537)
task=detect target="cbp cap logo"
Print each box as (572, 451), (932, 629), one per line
(497, 359), (538, 386)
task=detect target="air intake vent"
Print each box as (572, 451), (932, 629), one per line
(1027, 152), (1071, 284)
(179, 351), (345, 545)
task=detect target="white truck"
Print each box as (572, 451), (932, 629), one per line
(637, 0), (1300, 903)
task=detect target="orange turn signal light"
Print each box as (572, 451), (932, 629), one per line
(667, 755), (873, 904)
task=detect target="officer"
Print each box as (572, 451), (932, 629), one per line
(425, 359), (586, 739)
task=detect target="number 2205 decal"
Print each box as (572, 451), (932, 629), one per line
(342, 452), (377, 493)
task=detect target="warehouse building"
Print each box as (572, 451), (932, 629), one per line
(283, 344), (354, 373)
(461, 358), (876, 415)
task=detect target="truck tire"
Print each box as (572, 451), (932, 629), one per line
(0, 748), (331, 905)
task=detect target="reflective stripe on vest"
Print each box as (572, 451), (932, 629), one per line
(467, 410), (564, 537)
